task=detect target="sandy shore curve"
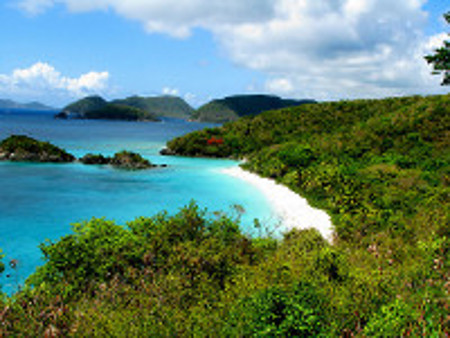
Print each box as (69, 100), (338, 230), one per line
(221, 166), (333, 242)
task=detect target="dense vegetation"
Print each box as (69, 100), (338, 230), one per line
(165, 94), (449, 333)
(63, 95), (108, 115)
(425, 12), (449, 85)
(80, 150), (156, 169)
(0, 94), (448, 335)
(61, 95), (193, 120)
(193, 94), (315, 123)
(112, 95), (194, 119)
(84, 104), (159, 122)
(0, 135), (75, 162)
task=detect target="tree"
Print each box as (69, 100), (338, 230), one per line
(425, 12), (450, 85)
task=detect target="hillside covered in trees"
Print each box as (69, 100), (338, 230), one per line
(112, 95), (194, 119)
(0, 94), (448, 335)
(59, 95), (193, 120)
(192, 94), (315, 123)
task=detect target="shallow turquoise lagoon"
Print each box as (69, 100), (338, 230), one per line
(0, 111), (278, 293)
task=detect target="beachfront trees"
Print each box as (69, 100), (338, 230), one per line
(425, 12), (450, 85)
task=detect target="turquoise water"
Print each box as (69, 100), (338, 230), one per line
(0, 110), (277, 293)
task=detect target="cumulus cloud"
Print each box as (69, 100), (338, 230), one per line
(162, 87), (180, 96)
(17, 0), (275, 37)
(17, 0), (54, 15)
(0, 62), (110, 102)
(17, 0), (449, 99)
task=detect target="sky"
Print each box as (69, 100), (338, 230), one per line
(0, 0), (448, 108)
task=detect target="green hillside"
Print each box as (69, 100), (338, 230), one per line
(0, 135), (75, 162)
(1, 95), (448, 335)
(63, 95), (107, 115)
(193, 94), (316, 123)
(83, 104), (159, 121)
(61, 95), (193, 120)
(112, 95), (194, 119)
(164, 94), (449, 333)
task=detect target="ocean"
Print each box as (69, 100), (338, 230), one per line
(0, 109), (278, 294)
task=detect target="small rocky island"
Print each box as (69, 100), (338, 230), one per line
(0, 135), (163, 170)
(0, 135), (75, 162)
(80, 151), (158, 170)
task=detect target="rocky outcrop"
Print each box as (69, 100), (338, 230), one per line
(159, 147), (177, 156)
(80, 151), (164, 170)
(0, 135), (75, 163)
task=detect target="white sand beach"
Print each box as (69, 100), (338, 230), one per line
(221, 166), (334, 242)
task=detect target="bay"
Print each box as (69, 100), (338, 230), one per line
(0, 110), (278, 293)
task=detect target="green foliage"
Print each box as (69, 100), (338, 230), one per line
(278, 143), (316, 168)
(1, 94), (449, 335)
(112, 95), (194, 119)
(0, 135), (75, 162)
(79, 153), (110, 165)
(27, 218), (140, 295)
(164, 94), (449, 336)
(84, 104), (159, 121)
(110, 150), (154, 169)
(63, 95), (193, 120)
(425, 12), (450, 85)
(364, 299), (418, 337)
(193, 94), (315, 123)
(63, 95), (107, 114)
(228, 283), (324, 337)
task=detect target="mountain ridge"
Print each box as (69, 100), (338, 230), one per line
(0, 99), (56, 111)
(61, 95), (193, 120)
(193, 94), (316, 123)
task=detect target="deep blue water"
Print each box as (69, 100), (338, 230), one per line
(0, 110), (277, 293)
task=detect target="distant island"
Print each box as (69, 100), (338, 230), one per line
(112, 95), (194, 119)
(0, 135), (160, 169)
(57, 95), (193, 121)
(0, 99), (55, 111)
(56, 94), (316, 123)
(192, 95), (316, 123)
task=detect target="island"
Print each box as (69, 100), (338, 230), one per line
(0, 135), (75, 162)
(0, 99), (55, 111)
(57, 95), (194, 121)
(56, 98), (159, 122)
(0, 135), (162, 169)
(80, 151), (159, 169)
(192, 94), (316, 123)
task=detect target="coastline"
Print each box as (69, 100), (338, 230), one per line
(221, 166), (333, 242)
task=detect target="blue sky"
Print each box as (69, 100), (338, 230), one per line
(0, 0), (448, 107)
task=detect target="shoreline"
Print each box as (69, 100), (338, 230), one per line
(221, 166), (333, 242)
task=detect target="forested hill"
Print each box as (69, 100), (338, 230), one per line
(192, 94), (316, 123)
(162, 94), (449, 333)
(112, 95), (194, 119)
(61, 95), (193, 119)
(167, 92), (449, 276)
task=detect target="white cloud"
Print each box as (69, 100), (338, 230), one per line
(162, 87), (179, 96)
(0, 62), (110, 103)
(17, 0), (275, 37)
(266, 78), (294, 94)
(17, 0), (54, 15)
(16, 0), (449, 99)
